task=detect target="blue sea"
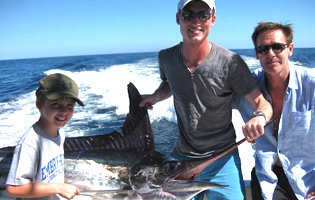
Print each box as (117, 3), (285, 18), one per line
(1, 47), (314, 181)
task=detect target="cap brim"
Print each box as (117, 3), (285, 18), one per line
(44, 92), (84, 106)
(74, 98), (84, 107)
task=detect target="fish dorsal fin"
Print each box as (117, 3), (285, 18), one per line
(64, 82), (154, 151)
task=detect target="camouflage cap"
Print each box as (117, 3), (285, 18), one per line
(36, 73), (84, 106)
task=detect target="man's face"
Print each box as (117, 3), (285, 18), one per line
(256, 29), (293, 76)
(176, 1), (215, 44)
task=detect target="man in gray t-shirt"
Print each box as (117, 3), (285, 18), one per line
(139, 0), (272, 199)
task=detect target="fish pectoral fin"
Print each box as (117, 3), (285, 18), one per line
(162, 180), (228, 200)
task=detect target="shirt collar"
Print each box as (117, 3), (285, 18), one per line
(288, 64), (298, 90)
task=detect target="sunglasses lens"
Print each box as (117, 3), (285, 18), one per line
(272, 44), (285, 53)
(181, 11), (194, 21)
(198, 11), (211, 21)
(257, 45), (269, 54)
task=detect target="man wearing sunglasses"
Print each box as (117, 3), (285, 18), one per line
(140, 1), (273, 199)
(234, 22), (315, 200)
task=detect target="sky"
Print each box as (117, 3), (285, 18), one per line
(0, 0), (315, 60)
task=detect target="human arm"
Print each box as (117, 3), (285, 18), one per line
(6, 182), (80, 200)
(242, 87), (273, 143)
(139, 80), (172, 109)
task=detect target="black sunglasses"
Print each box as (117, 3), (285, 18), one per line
(256, 43), (288, 55)
(181, 10), (211, 22)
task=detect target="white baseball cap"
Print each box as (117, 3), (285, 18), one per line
(178, 0), (216, 11)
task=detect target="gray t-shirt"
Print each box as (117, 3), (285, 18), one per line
(6, 123), (65, 200)
(159, 43), (258, 158)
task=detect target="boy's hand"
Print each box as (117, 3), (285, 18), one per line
(58, 183), (80, 200)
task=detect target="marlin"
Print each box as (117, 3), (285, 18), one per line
(0, 83), (233, 200)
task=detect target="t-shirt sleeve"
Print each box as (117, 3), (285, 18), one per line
(158, 52), (167, 81)
(229, 54), (258, 96)
(6, 144), (38, 186)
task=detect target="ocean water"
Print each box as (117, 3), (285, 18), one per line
(0, 47), (314, 181)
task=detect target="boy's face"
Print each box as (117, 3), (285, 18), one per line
(37, 97), (75, 129)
